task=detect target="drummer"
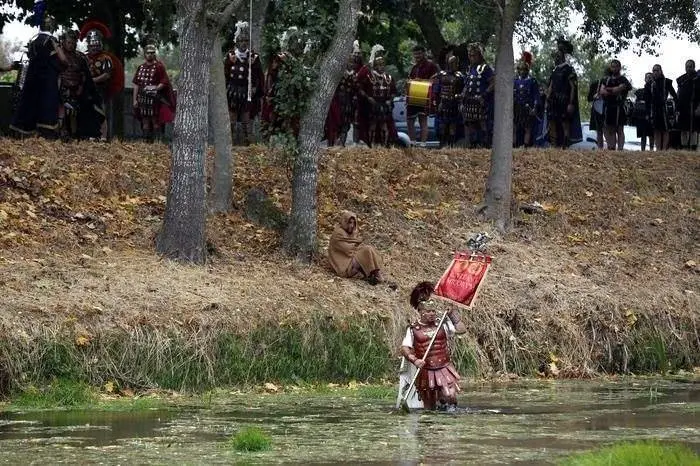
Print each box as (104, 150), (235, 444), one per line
(407, 45), (439, 145)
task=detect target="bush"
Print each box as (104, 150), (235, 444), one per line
(229, 426), (272, 452)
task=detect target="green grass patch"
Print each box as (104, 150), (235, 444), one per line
(229, 426), (272, 452)
(11, 379), (95, 409)
(560, 441), (700, 466)
(95, 396), (168, 412)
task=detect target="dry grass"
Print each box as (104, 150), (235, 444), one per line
(0, 138), (698, 378)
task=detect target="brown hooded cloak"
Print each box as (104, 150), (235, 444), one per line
(328, 210), (382, 278)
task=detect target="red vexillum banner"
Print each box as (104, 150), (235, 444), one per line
(434, 251), (492, 308)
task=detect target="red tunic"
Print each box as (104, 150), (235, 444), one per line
(132, 60), (175, 124)
(356, 65), (398, 146)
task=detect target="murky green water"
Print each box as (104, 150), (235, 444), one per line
(1, 379), (697, 464)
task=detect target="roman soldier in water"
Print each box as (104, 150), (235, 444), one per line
(432, 51), (464, 147)
(513, 51), (539, 147)
(676, 60), (700, 150)
(599, 59), (632, 150)
(10, 11), (67, 138)
(546, 37), (582, 148)
(400, 282), (467, 411)
(407, 45), (439, 144)
(646, 64), (678, 151)
(132, 43), (176, 142)
(325, 41), (362, 146)
(224, 21), (264, 145)
(79, 20), (124, 141)
(461, 42), (494, 148)
(57, 30), (104, 140)
(356, 44), (397, 147)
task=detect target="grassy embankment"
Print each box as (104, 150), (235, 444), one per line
(559, 441), (700, 466)
(0, 139), (697, 395)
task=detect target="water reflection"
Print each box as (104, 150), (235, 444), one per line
(0, 380), (697, 464)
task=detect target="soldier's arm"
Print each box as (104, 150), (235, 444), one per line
(448, 309), (467, 334)
(401, 345), (424, 368)
(93, 58), (113, 84)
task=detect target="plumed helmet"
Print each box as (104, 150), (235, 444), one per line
(410, 281), (435, 309)
(468, 42), (484, 58)
(369, 44), (385, 67)
(517, 51), (533, 70)
(234, 20), (250, 44)
(80, 20), (112, 53)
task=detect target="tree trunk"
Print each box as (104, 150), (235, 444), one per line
(483, 0), (521, 233)
(251, 0), (270, 56)
(208, 35), (234, 213)
(282, 0), (361, 261)
(410, 0), (447, 60)
(156, 2), (214, 264)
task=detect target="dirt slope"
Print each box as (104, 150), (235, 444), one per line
(0, 139), (697, 375)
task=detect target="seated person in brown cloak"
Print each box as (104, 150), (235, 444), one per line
(328, 210), (384, 285)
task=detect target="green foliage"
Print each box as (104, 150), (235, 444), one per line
(229, 426), (272, 452)
(273, 56), (315, 129)
(559, 441), (700, 466)
(12, 379), (95, 409)
(1, 0), (178, 59)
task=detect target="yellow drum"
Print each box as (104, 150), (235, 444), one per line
(407, 79), (433, 110)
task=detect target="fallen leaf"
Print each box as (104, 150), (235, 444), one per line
(75, 335), (91, 347)
(264, 382), (279, 393)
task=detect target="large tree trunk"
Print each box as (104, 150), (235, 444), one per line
(208, 35), (234, 213)
(251, 0), (270, 57)
(156, 2), (214, 264)
(282, 0), (361, 261)
(483, 0), (521, 233)
(410, 0), (447, 60)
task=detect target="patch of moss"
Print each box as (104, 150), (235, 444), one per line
(559, 441), (700, 466)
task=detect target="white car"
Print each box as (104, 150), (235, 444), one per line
(570, 122), (642, 151)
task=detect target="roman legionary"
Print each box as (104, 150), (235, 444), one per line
(633, 73), (655, 151)
(325, 41), (362, 146)
(513, 51), (539, 147)
(57, 30), (104, 140)
(546, 37), (582, 148)
(131, 43), (176, 142)
(400, 282), (466, 411)
(224, 21), (264, 145)
(599, 59), (632, 150)
(79, 20), (124, 141)
(676, 60), (700, 150)
(646, 64), (678, 151)
(10, 10), (66, 138)
(407, 45), (439, 144)
(461, 42), (494, 148)
(356, 44), (397, 147)
(431, 52), (463, 147)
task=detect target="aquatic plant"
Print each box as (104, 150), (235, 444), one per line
(559, 441), (700, 466)
(12, 379), (94, 409)
(229, 427), (272, 452)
